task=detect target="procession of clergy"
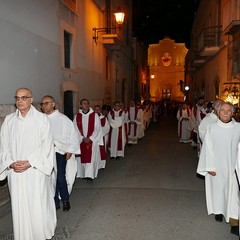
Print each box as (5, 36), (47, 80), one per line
(177, 97), (240, 237)
(46, 97), (153, 206)
(2, 86), (240, 240)
(0, 87), (155, 240)
(73, 99), (152, 181)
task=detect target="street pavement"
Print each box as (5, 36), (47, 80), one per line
(0, 115), (238, 240)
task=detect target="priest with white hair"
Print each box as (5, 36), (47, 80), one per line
(197, 101), (240, 236)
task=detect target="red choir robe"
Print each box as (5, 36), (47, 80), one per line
(73, 108), (102, 179)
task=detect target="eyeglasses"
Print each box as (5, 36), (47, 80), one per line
(40, 102), (53, 106)
(14, 96), (32, 101)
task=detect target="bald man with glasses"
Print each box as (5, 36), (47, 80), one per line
(0, 88), (57, 240)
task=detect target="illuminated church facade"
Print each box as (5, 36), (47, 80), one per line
(148, 37), (188, 103)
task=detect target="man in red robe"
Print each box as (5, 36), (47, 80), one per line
(73, 99), (102, 181)
(108, 101), (126, 159)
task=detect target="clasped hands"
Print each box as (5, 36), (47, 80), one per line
(83, 137), (92, 144)
(10, 161), (31, 173)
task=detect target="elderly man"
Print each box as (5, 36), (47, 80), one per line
(0, 88), (56, 240)
(197, 102), (240, 236)
(41, 95), (79, 211)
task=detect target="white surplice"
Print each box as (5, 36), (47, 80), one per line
(98, 114), (110, 169)
(127, 107), (142, 144)
(197, 119), (240, 222)
(188, 104), (206, 147)
(137, 107), (145, 138)
(73, 108), (102, 179)
(198, 112), (218, 142)
(0, 105), (56, 240)
(46, 109), (80, 194)
(108, 109), (126, 158)
(176, 108), (191, 143)
(188, 104), (205, 133)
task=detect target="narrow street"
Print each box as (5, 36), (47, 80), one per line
(0, 115), (237, 240)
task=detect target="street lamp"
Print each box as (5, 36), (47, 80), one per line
(93, 9), (125, 42)
(114, 12), (125, 25)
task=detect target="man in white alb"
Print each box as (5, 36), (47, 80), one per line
(197, 101), (240, 236)
(0, 88), (56, 240)
(41, 95), (79, 211)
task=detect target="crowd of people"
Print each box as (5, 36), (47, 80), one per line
(176, 97), (240, 237)
(0, 88), (157, 240)
(1, 87), (240, 239)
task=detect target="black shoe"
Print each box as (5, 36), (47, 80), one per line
(231, 226), (239, 236)
(215, 214), (223, 222)
(63, 202), (71, 211)
(55, 200), (60, 210)
(0, 178), (7, 187)
(87, 178), (93, 182)
(116, 156), (120, 159)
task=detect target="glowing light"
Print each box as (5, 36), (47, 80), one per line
(114, 12), (125, 25)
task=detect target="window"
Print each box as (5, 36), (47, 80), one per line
(162, 89), (171, 100)
(61, 0), (77, 14)
(232, 32), (240, 77)
(106, 56), (109, 79)
(61, 21), (76, 70)
(64, 30), (72, 69)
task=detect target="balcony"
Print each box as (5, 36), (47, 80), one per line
(198, 25), (222, 57)
(185, 25), (222, 73)
(101, 34), (122, 45)
(185, 56), (207, 74)
(185, 46), (207, 73)
(223, 20), (240, 35)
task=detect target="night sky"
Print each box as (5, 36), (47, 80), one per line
(132, 0), (200, 48)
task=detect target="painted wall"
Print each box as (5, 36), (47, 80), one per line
(0, 0), (136, 122)
(192, 47), (228, 101)
(187, 0), (238, 104)
(0, 0), (61, 104)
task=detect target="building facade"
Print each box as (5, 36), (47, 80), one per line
(148, 37), (188, 103)
(0, 0), (148, 125)
(186, 0), (240, 106)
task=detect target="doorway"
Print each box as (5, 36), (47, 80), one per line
(64, 90), (74, 120)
